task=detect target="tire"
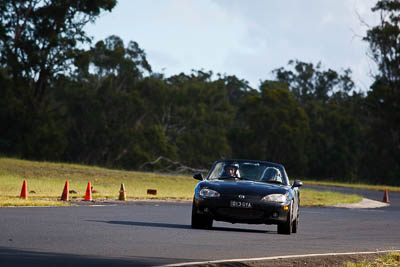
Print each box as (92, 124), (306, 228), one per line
(191, 200), (213, 229)
(292, 215), (298, 233)
(292, 202), (299, 234)
(277, 204), (292, 235)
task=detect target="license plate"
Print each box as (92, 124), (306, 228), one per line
(230, 200), (252, 208)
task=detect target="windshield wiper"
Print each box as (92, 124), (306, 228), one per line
(215, 176), (252, 181)
(237, 177), (253, 181)
(216, 176), (236, 180)
(261, 180), (283, 185)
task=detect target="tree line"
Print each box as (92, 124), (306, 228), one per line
(0, 0), (399, 185)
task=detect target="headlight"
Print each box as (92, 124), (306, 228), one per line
(199, 188), (220, 198)
(261, 193), (288, 203)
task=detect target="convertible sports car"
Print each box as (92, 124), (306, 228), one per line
(191, 159), (302, 235)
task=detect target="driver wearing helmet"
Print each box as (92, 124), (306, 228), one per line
(222, 164), (240, 178)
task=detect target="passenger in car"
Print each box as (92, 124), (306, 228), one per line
(260, 167), (282, 183)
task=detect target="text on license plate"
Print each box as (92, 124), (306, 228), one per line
(230, 200), (252, 208)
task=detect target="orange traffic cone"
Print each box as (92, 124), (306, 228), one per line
(119, 183), (126, 201)
(84, 181), (92, 201)
(383, 189), (390, 203)
(61, 181), (69, 201)
(20, 180), (28, 200)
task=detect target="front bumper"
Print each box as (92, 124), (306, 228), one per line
(193, 196), (290, 225)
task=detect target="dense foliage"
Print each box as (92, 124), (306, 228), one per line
(0, 0), (399, 185)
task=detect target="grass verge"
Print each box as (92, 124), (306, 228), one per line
(1, 157), (362, 207)
(0, 157), (198, 206)
(342, 252), (400, 266)
(300, 188), (362, 206)
(304, 180), (400, 192)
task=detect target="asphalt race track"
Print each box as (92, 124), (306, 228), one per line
(0, 188), (399, 267)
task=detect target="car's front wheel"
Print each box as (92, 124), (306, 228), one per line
(292, 213), (299, 233)
(191, 200), (213, 229)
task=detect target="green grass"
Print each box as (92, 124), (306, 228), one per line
(0, 196), (71, 207)
(341, 252), (400, 267)
(0, 157), (364, 207)
(0, 157), (199, 206)
(300, 188), (362, 206)
(304, 180), (400, 192)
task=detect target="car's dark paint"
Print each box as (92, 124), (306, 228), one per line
(191, 159), (302, 235)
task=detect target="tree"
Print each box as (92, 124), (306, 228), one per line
(273, 60), (363, 180)
(163, 71), (234, 168)
(0, 0), (116, 160)
(0, 0), (116, 107)
(60, 36), (161, 168)
(363, 0), (400, 184)
(274, 60), (354, 105)
(222, 75), (254, 107)
(230, 81), (310, 175)
(305, 99), (364, 181)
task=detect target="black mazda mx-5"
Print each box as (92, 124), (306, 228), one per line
(191, 159), (302, 235)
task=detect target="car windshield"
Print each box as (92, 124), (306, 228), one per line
(208, 160), (288, 185)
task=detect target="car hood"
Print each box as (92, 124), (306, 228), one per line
(198, 179), (289, 197)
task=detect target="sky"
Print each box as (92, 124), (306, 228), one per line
(84, 0), (380, 90)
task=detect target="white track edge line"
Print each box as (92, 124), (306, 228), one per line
(159, 250), (400, 267)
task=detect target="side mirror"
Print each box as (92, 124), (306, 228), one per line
(193, 173), (204, 181)
(292, 179), (303, 188)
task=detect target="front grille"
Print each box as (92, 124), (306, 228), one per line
(215, 208), (265, 220)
